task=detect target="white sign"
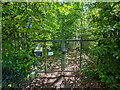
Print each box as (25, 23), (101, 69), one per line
(48, 52), (54, 56)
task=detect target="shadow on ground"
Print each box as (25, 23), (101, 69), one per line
(21, 49), (105, 89)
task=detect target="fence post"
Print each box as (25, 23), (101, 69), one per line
(61, 15), (65, 71)
(44, 40), (47, 73)
(80, 40), (82, 68)
(61, 32), (65, 71)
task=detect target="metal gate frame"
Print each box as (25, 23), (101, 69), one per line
(33, 39), (94, 73)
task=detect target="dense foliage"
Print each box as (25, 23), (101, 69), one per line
(2, 2), (84, 88)
(2, 1), (120, 89)
(82, 2), (120, 89)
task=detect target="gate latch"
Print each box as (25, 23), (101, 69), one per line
(62, 49), (67, 54)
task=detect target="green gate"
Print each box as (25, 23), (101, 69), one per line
(33, 34), (94, 73)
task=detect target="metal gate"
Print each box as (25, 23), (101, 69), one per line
(33, 33), (94, 73)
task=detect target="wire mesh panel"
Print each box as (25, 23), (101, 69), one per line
(81, 41), (95, 68)
(65, 41), (80, 71)
(45, 41), (61, 71)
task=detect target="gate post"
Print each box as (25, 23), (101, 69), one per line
(80, 40), (82, 68)
(61, 32), (65, 71)
(44, 41), (47, 73)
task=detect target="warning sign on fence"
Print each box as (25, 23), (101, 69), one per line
(34, 44), (42, 57)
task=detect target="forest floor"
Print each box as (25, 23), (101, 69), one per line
(21, 49), (106, 89)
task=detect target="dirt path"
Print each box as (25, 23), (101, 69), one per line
(22, 49), (104, 89)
